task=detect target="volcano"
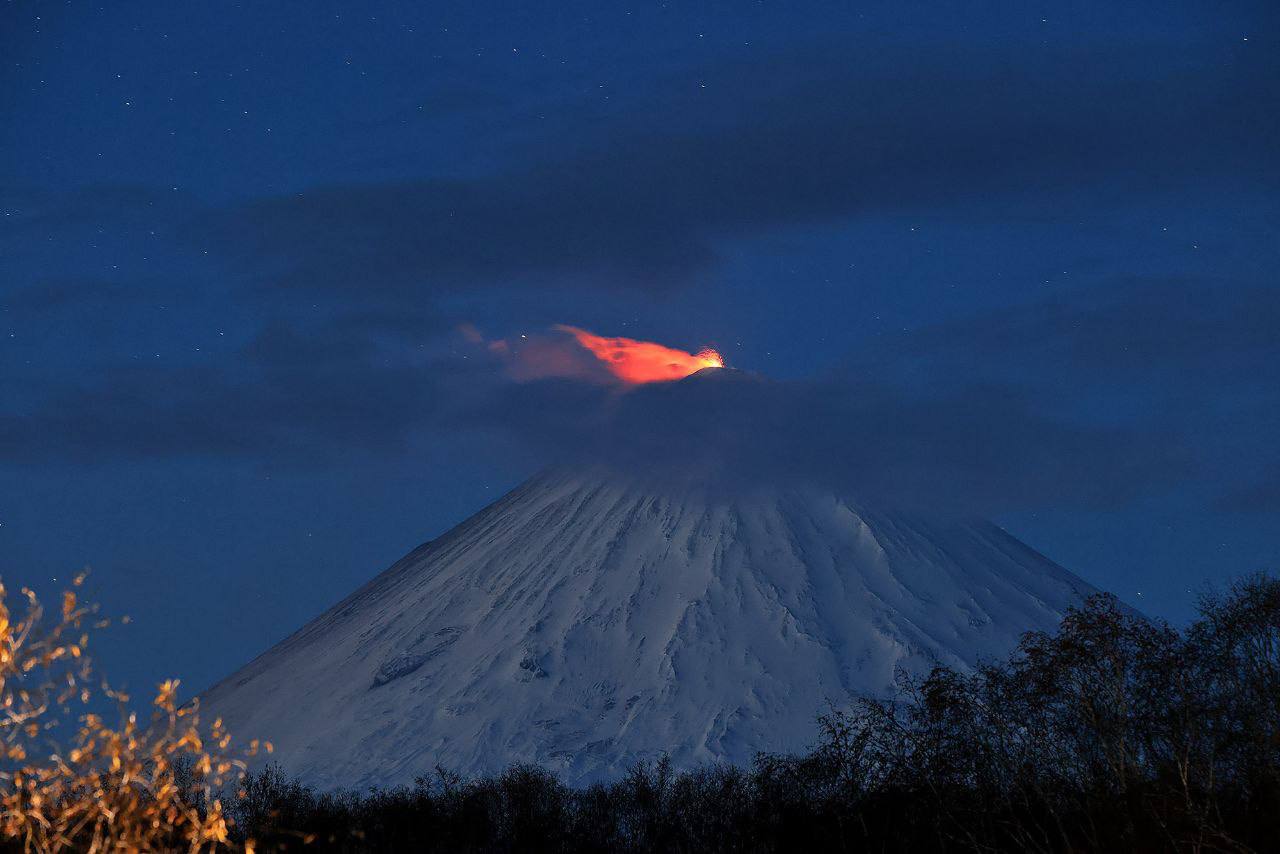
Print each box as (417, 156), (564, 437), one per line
(201, 460), (1101, 789)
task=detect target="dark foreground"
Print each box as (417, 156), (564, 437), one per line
(227, 575), (1280, 853)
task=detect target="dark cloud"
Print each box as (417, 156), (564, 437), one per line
(450, 368), (1191, 515)
(4, 271), (1271, 516)
(194, 41), (1278, 300)
(2, 267), (1272, 520)
(0, 311), (1190, 516)
(862, 277), (1280, 391)
(1218, 471), (1280, 513)
(0, 313), (453, 467)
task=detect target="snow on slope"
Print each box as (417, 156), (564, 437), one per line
(200, 467), (1099, 789)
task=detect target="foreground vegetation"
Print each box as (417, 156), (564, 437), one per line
(0, 575), (269, 852)
(232, 575), (1280, 853)
(1, 573), (1277, 851)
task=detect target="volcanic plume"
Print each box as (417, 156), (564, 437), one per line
(555, 325), (723, 384)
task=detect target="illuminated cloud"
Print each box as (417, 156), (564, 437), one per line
(554, 325), (723, 384)
(460, 323), (725, 385)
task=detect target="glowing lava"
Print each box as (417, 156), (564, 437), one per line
(555, 325), (724, 384)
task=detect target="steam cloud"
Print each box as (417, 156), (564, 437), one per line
(553, 325), (724, 384)
(460, 324), (724, 385)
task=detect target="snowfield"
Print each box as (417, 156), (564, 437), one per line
(201, 466), (1099, 789)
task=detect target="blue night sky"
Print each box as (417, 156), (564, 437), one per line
(2, 1), (1277, 697)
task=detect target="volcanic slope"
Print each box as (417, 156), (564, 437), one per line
(201, 467), (1101, 788)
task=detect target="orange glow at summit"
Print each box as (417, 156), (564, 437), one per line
(555, 325), (724, 384)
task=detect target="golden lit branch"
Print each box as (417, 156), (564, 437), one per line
(0, 574), (265, 852)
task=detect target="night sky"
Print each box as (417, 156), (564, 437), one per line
(3, 1), (1277, 698)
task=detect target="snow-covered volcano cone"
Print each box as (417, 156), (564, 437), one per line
(201, 464), (1100, 789)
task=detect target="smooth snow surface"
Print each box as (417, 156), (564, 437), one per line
(201, 468), (1099, 788)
